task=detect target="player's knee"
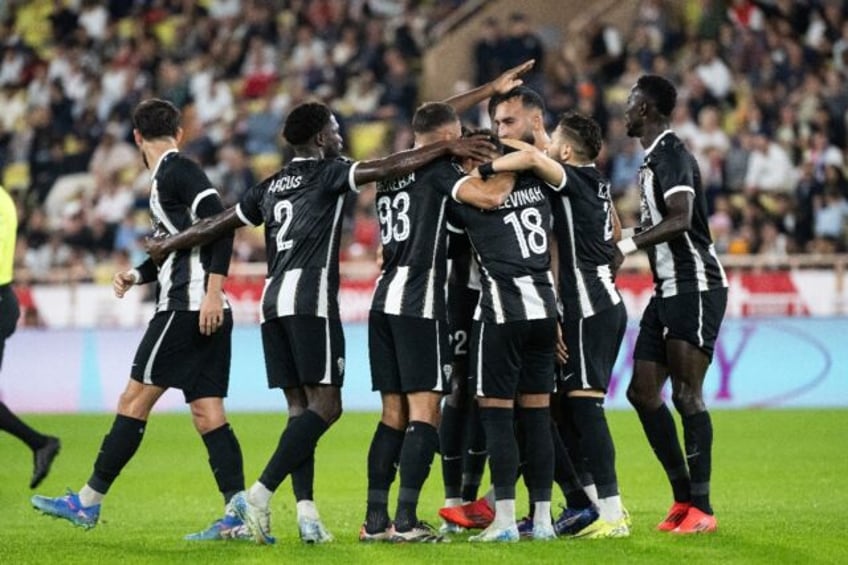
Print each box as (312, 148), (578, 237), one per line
(307, 388), (342, 425)
(626, 383), (658, 411)
(671, 389), (705, 416)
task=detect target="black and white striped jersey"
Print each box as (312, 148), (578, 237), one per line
(548, 163), (622, 320)
(370, 157), (464, 319)
(448, 171), (558, 324)
(236, 156), (361, 321)
(638, 130), (728, 297)
(147, 149), (231, 312)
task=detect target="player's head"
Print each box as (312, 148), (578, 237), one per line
(625, 74), (677, 138)
(282, 102), (343, 157)
(488, 86), (545, 145)
(412, 102), (461, 144)
(132, 98), (181, 143)
(460, 127), (502, 171)
(548, 111), (603, 164)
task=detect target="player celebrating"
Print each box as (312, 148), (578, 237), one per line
(360, 104), (510, 543)
(32, 99), (247, 541)
(481, 111), (630, 538)
(617, 75), (728, 534)
(146, 101), (496, 544)
(0, 185), (61, 490)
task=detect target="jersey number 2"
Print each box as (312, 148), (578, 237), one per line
(273, 200), (294, 251)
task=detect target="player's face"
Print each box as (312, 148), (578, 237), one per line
(624, 87), (645, 138)
(322, 115), (344, 158)
(492, 98), (537, 144)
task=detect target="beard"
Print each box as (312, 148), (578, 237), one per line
(521, 129), (536, 145)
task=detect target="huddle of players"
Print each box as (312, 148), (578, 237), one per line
(31, 61), (726, 543)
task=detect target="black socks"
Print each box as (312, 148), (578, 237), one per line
(88, 414), (146, 494)
(683, 411), (713, 514)
(201, 423), (244, 503)
(394, 421), (440, 532)
(259, 410), (329, 492)
(636, 403), (691, 503)
(365, 422), (405, 533)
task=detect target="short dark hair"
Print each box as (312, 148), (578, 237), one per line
(463, 127), (503, 154)
(635, 74), (677, 117)
(488, 86), (545, 119)
(282, 102), (332, 146)
(412, 102), (458, 134)
(132, 99), (180, 140)
(557, 111), (603, 160)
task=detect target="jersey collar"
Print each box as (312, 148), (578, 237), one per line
(643, 129), (675, 156)
(150, 148), (179, 179)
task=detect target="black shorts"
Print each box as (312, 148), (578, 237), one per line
(261, 315), (345, 389)
(634, 288), (728, 363)
(470, 318), (557, 399)
(131, 310), (233, 403)
(448, 286), (479, 388)
(0, 285), (20, 371)
(369, 311), (451, 394)
(559, 302), (627, 393)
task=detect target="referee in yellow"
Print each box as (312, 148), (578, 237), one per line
(0, 184), (60, 488)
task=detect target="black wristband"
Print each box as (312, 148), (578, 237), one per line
(478, 161), (495, 180)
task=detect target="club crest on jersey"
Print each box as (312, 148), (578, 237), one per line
(337, 357), (345, 375)
(442, 364), (453, 379)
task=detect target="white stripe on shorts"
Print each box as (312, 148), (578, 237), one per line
(143, 312), (176, 385)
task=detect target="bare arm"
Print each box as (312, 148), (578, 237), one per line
(487, 149), (565, 188)
(454, 173), (516, 210)
(353, 137), (497, 185)
(145, 207), (244, 264)
(442, 60), (535, 115)
(615, 191), (693, 262)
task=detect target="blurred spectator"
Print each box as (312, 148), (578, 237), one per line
(214, 143), (257, 207)
(745, 130), (795, 195)
(474, 17), (505, 86)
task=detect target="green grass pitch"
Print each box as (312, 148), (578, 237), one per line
(1, 410), (846, 564)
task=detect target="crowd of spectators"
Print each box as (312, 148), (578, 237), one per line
(0, 0), (847, 286)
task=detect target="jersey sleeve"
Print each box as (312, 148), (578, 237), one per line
(545, 162), (569, 192)
(321, 158), (362, 194)
(164, 158), (219, 210)
(652, 148), (696, 200)
(236, 181), (265, 227)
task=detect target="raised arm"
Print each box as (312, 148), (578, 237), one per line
(443, 60), (535, 115)
(145, 207), (244, 264)
(353, 137), (498, 185)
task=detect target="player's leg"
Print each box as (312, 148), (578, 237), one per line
(627, 297), (693, 530)
(389, 316), (449, 542)
(665, 288), (727, 534)
(31, 378), (164, 528)
(440, 373), (467, 510)
(469, 321), (521, 543)
(31, 311), (184, 528)
(0, 286), (60, 488)
(283, 387), (319, 532)
(515, 318), (557, 541)
(564, 304), (629, 538)
(240, 316), (343, 543)
(361, 311), (406, 540)
(461, 398), (487, 502)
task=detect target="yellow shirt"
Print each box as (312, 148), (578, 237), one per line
(0, 186), (17, 285)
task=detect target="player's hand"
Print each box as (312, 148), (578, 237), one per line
(199, 292), (224, 336)
(448, 136), (499, 163)
(556, 322), (568, 365)
(492, 59), (535, 94)
(144, 236), (170, 265)
(113, 270), (138, 299)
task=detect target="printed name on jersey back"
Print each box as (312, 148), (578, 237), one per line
(497, 185), (546, 210)
(268, 175), (302, 193)
(377, 172), (415, 193)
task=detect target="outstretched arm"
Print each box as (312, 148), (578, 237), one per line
(145, 207), (244, 264)
(443, 60), (535, 115)
(484, 149), (564, 188)
(353, 137), (498, 185)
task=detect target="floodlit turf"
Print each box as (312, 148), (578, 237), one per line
(1, 409), (846, 564)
